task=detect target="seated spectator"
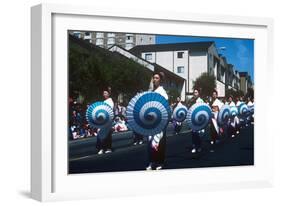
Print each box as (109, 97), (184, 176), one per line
(113, 116), (128, 132)
(71, 127), (80, 140)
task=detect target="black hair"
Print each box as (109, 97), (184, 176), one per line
(102, 86), (111, 95)
(212, 89), (218, 95)
(153, 71), (165, 82)
(193, 87), (201, 94)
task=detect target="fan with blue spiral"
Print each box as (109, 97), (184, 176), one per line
(126, 91), (171, 136)
(86, 101), (114, 138)
(217, 105), (231, 126)
(238, 103), (249, 117)
(230, 106), (238, 117)
(173, 104), (188, 122)
(186, 102), (212, 131)
(248, 105), (254, 114)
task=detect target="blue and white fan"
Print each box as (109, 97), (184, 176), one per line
(217, 105), (231, 126)
(173, 104), (188, 122)
(238, 103), (249, 117)
(126, 91), (171, 136)
(248, 105), (254, 114)
(86, 101), (114, 138)
(230, 106), (238, 117)
(186, 102), (212, 131)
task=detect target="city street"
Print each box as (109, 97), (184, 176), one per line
(69, 123), (254, 174)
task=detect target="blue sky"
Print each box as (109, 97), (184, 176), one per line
(156, 35), (254, 83)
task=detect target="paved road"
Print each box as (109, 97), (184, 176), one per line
(69, 123), (254, 174)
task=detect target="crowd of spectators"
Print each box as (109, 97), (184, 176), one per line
(69, 93), (254, 141)
(69, 96), (129, 140)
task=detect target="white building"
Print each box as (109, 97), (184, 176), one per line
(216, 56), (227, 96)
(239, 72), (252, 94)
(69, 31), (155, 50)
(225, 64), (240, 92)
(130, 42), (229, 98)
(70, 32), (246, 98)
(109, 45), (186, 100)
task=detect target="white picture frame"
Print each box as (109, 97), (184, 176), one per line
(31, 3), (274, 202)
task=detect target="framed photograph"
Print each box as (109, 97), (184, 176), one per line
(31, 3), (274, 202)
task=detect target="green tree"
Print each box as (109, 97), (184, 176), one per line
(225, 88), (245, 100)
(225, 88), (236, 99)
(68, 36), (152, 105)
(167, 88), (180, 104)
(192, 72), (216, 98)
(245, 87), (254, 99)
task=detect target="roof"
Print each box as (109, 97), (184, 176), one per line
(239, 72), (248, 77)
(129, 41), (215, 55)
(220, 56), (228, 67)
(109, 44), (155, 69)
(110, 45), (185, 81)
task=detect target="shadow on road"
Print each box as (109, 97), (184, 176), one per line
(69, 124), (254, 174)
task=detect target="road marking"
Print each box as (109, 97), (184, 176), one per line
(70, 155), (93, 161)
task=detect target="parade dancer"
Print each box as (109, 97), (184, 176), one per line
(210, 90), (223, 150)
(226, 95), (235, 107)
(146, 71), (169, 170)
(189, 88), (205, 154)
(236, 96), (244, 129)
(246, 97), (254, 125)
(96, 89), (114, 154)
(227, 96), (238, 137)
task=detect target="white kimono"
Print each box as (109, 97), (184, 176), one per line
(211, 98), (223, 134)
(228, 101), (235, 107)
(149, 86), (168, 146)
(196, 97), (204, 103)
(154, 86), (168, 100)
(104, 97), (114, 109)
(236, 101), (242, 107)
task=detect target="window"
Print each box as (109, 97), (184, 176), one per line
(126, 35), (134, 43)
(84, 32), (91, 40)
(177, 52), (184, 58)
(125, 44), (134, 50)
(96, 39), (103, 45)
(145, 53), (152, 61)
(107, 33), (115, 38)
(73, 32), (81, 38)
(217, 67), (222, 81)
(107, 38), (115, 45)
(96, 32), (104, 38)
(177, 66), (184, 73)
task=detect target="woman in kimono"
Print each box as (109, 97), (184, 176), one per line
(146, 71), (169, 170)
